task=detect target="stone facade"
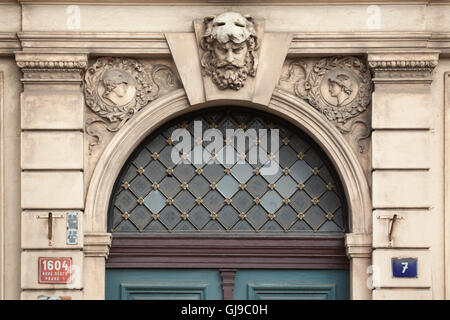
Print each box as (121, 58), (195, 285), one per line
(1, 0), (450, 300)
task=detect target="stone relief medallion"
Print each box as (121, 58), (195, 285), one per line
(97, 69), (136, 107)
(84, 57), (156, 131)
(200, 11), (259, 90)
(84, 57), (180, 153)
(294, 56), (372, 124)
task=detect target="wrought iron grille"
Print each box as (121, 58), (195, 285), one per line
(108, 107), (348, 235)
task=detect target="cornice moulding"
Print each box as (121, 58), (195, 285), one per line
(15, 52), (88, 70)
(0, 33), (20, 56)
(345, 233), (372, 258)
(368, 51), (439, 69)
(14, 0), (450, 6)
(368, 51), (439, 82)
(290, 32), (433, 55)
(14, 31), (450, 56)
(18, 32), (170, 56)
(83, 232), (112, 258)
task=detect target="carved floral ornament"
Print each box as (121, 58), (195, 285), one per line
(200, 11), (259, 90)
(281, 56), (372, 124)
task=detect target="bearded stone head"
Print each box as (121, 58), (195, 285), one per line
(200, 12), (259, 90)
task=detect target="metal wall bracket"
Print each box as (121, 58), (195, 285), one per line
(377, 214), (404, 247)
(36, 212), (64, 246)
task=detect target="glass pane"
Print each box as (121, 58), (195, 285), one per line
(246, 206), (269, 230)
(246, 175), (268, 198)
(158, 176), (182, 198)
(277, 145), (298, 168)
(289, 190), (312, 213)
(143, 161), (167, 183)
(202, 163), (226, 183)
(275, 205), (298, 230)
(217, 175), (240, 198)
(217, 206), (239, 230)
(232, 220), (254, 232)
(203, 190), (225, 213)
(319, 191), (342, 213)
(144, 220), (167, 232)
(231, 191), (254, 213)
(173, 190), (196, 213)
(143, 190), (167, 214)
(130, 205), (152, 230)
(289, 161), (313, 183)
(188, 175), (211, 198)
(260, 191), (283, 214)
(129, 175), (152, 198)
(260, 220), (283, 232)
(173, 163), (195, 183)
(158, 206), (182, 230)
(304, 206), (327, 231)
(304, 175), (328, 198)
(158, 145), (177, 168)
(275, 175), (297, 198)
(115, 190), (137, 213)
(146, 135), (167, 153)
(132, 148), (152, 168)
(188, 206), (210, 229)
(260, 161), (283, 183)
(231, 162), (253, 183)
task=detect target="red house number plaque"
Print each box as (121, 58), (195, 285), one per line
(38, 257), (72, 284)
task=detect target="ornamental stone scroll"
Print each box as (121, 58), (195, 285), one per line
(283, 56), (372, 125)
(83, 57), (181, 152)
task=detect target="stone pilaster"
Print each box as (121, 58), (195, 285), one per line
(345, 233), (372, 300)
(83, 233), (111, 300)
(16, 52), (88, 300)
(368, 51), (438, 299)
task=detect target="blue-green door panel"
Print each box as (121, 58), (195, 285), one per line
(233, 270), (349, 300)
(106, 269), (349, 300)
(106, 269), (223, 300)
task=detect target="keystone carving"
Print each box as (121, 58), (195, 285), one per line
(283, 56), (372, 125)
(200, 12), (260, 90)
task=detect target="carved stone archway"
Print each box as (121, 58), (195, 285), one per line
(84, 88), (372, 300)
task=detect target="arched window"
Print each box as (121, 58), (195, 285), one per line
(108, 107), (348, 235)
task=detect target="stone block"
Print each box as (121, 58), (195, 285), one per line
(373, 288), (432, 300)
(21, 171), (84, 209)
(21, 131), (84, 169)
(21, 250), (83, 289)
(21, 91), (84, 130)
(372, 130), (430, 169)
(372, 86), (431, 129)
(21, 211), (83, 249)
(372, 249), (431, 288)
(373, 210), (431, 248)
(21, 289), (83, 300)
(373, 170), (430, 208)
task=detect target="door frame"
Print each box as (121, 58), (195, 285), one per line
(83, 88), (372, 299)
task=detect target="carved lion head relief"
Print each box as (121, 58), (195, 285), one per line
(200, 12), (259, 90)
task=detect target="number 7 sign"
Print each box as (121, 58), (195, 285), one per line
(392, 258), (418, 278)
(38, 257), (72, 284)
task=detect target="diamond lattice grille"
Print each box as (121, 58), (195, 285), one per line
(108, 108), (348, 234)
